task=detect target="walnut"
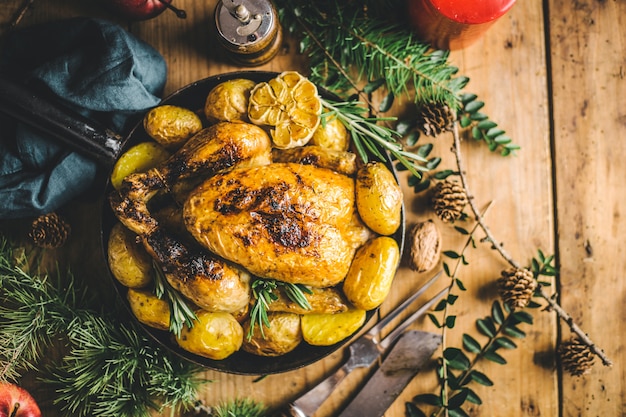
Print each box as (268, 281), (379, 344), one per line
(409, 220), (442, 273)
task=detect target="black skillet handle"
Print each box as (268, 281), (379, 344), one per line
(0, 74), (124, 167)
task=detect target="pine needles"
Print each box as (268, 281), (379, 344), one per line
(277, 0), (468, 108)
(0, 236), (204, 417)
(213, 398), (267, 417)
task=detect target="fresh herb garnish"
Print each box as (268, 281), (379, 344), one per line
(321, 99), (429, 178)
(152, 262), (197, 337)
(248, 278), (312, 340)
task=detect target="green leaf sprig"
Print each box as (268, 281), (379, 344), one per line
(458, 93), (521, 156)
(409, 212), (555, 417)
(153, 262), (197, 337)
(248, 278), (312, 340)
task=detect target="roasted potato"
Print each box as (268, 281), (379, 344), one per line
(242, 312), (302, 356)
(204, 78), (256, 123)
(342, 236), (400, 311)
(355, 161), (403, 235)
(143, 105), (203, 150)
(301, 309), (366, 346)
(127, 288), (170, 331)
(311, 115), (350, 151)
(110, 141), (170, 190)
(176, 311), (243, 360)
(108, 223), (153, 288)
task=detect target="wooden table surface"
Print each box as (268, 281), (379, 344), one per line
(1, 1), (624, 416)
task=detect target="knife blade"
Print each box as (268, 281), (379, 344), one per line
(338, 330), (442, 417)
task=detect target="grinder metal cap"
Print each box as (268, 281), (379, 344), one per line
(215, 0), (282, 66)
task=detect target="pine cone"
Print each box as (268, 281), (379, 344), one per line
(432, 179), (468, 222)
(559, 337), (595, 376)
(416, 101), (454, 137)
(497, 267), (537, 310)
(28, 213), (71, 249)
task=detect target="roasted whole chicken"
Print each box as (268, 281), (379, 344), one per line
(110, 120), (371, 311)
(107, 74), (403, 361)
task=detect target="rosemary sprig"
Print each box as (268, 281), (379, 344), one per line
(152, 262), (197, 337)
(322, 99), (429, 178)
(248, 278), (312, 340)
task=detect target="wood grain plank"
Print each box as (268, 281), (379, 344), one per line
(391, 1), (559, 415)
(548, 0), (625, 415)
(0, 0), (584, 415)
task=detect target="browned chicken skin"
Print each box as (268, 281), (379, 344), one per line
(110, 121), (272, 236)
(183, 162), (370, 287)
(110, 122), (271, 313)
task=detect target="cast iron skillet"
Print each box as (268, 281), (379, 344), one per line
(0, 71), (405, 374)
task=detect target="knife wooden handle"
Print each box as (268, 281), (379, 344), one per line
(0, 74), (123, 167)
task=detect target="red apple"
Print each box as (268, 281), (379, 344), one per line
(0, 382), (41, 417)
(105, 0), (186, 21)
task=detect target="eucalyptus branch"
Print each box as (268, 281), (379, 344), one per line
(432, 202), (493, 412)
(450, 122), (612, 367)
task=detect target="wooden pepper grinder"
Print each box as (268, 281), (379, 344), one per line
(407, 0), (516, 50)
(214, 0), (282, 66)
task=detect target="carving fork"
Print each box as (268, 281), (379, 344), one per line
(275, 271), (447, 417)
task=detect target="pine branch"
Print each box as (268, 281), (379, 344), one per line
(277, 0), (467, 108)
(48, 315), (204, 417)
(0, 241), (77, 381)
(0, 236), (205, 416)
(213, 398), (267, 417)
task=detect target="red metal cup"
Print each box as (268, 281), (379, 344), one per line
(407, 0), (516, 50)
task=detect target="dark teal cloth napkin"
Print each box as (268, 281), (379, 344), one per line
(0, 17), (167, 219)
